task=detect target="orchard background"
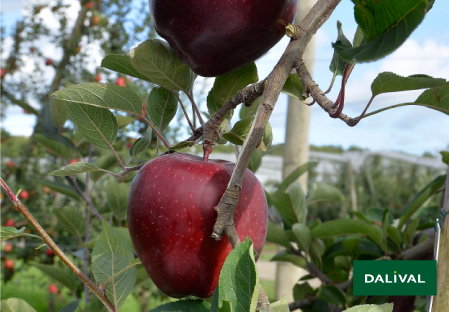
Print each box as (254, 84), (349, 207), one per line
(1, 0), (449, 312)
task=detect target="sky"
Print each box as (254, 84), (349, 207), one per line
(1, 0), (449, 157)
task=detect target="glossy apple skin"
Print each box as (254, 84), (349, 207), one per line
(127, 153), (268, 298)
(149, 0), (298, 77)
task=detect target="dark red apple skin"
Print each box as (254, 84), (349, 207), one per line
(127, 153), (268, 298)
(149, 0), (298, 77)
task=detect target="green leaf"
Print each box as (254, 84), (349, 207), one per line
(259, 122), (273, 152)
(353, 26), (365, 48)
(333, 0), (427, 63)
(266, 222), (291, 250)
(403, 218), (420, 248)
(239, 98), (261, 119)
(272, 182), (307, 226)
(57, 300), (80, 312)
(440, 151), (449, 165)
(311, 219), (383, 248)
(278, 162), (318, 193)
(217, 300), (232, 312)
(91, 220), (136, 310)
(116, 115), (135, 129)
(129, 39), (196, 91)
(84, 296), (107, 312)
(387, 225), (402, 247)
(334, 255), (352, 270)
(222, 117), (254, 145)
(53, 83), (143, 115)
(293, 282), (314, 301)
(32, 134), (73, 159)
(149, 299), (210, 312)
(40, 180), (81, 200)
(310, 299), (332, 312)
(310, 238), (326, 258)
(0, 298), (37, 312)
(342, 303), (393, 312)
(32, 263), (81, 293)
(0, 226), (43, 242)
(306, 182), (345, 205)
(398, 174), (446, 230)
(292, 223), (312, 252)
(270, 250), (306, 268)
(129, 127), (152, 158)
(106, 179), (129, 221)
(269, 297), (290, 312)
(147, 87), (178, 131)
(318, 285), (347, 308)
(50, 98), (69, 128)
(212, 237), (259, 312)
(281, 74), (304, 100)
(54, 206), (86, 241)
(90, 153), (119, 182)
(48, 162), (113, 177)
(330, 21), (352, 76)
(342, 238), (361, 255)
(247, 149), (262, 173)
(371, 72), (446, 96)
(169, 141), (195, 152)
(101, 54), (151, 81)
(3, 93), (39, 115)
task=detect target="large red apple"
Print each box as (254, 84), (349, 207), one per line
(149, 0), (298, 77)
(127, 153), (268, 298)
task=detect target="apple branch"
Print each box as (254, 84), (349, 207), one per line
(211, 0), (341, 243)
(0, 177), (116, 312)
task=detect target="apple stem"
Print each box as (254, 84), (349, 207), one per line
(183, 90), (204, 125)
(202, 144), (213, 162)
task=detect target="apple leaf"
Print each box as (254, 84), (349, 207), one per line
(277, 162), (318, 193)
(329, 21), (352, 77)
(403, 217), (420, 248)
(129, 39), (196, 92)
(53, 83), (143, 115)
(397, 174), (446, 230)
(0, 298), (37, 312)
(239, 98), (261, 119)
(147, 87), (178, 132)
(441, 151), (449, 165)
(281, 73), (304, 101)
(266, 222), (291, 250)
(39, 180), (81, 200)
(116, 115), (135, 129)
(258, 121), (273, 152)
(293, 283), (315, 301)
(101, 54), (152, 81)
(270, 250), (307, 268)
(387, 225), (402, 248)
(272, 182), (307, 226)
(53, 206), (85, 241)
(168, 140), (195, 152)
(58, 300), (80, 312)
(222, 117), (254, 145)
(106, 179), (129, 222)
(306, 182), (345, 206)
(91, 220), (136, 310)
(129, 126), (152, 158)
(217, 300), (232, 312)
(333, 0), (427, 63)
(32, 263), (81, 294)
(309, 238), (326, 259)
(292, 223), (312, 252)
(149, 299), (210, 312)
(371, 73), (446, 96)
(48, 162), (113, 177)
(342, 303), (393, 312)
(0, 226), (43, 242)
(247, 149), (262, 173)
(32, 134), (74, 159)
(353, 26), (365, 48)
(90, 153), (120, 182)
(269, 297), (290, 312)
(318, 285), (346, 308)
(311, 219), (383, 249)
(211, 237), (259, 312)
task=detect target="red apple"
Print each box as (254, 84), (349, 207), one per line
(95, 73), (101, 82)
(75, 46), (81, 54)
(4, 259), (14, 270)
(127, 153), (268, 298)
(19, 190), (29, 200)
(69, 159), (78, 164)
(6, 160), (15, 168)
(44, 186), (51, 194)
(1, 68), (8, 79)
(45, 59), (53, 66)
(115, 77), (126, 87)
(49, 283), (58, 294)
(46, 248), (55, 257)
(5, 219), (15, 227)
(4, 244), (13, 253)
(91, 15), (101, 26)
(149, 0), (298, 77)
(84, 2), (94, 10)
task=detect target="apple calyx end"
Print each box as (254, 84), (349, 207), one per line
(285, 23), (296, 38)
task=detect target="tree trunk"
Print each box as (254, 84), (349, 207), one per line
(276, 0), (317, 303)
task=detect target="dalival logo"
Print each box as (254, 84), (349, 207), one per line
(364, 271), (426, 284)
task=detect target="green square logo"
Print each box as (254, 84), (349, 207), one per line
(353, 260), (437, 296)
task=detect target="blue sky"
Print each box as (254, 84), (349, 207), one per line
(2, 0), (449, 156)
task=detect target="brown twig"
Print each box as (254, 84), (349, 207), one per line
(0, 177), (116, 312)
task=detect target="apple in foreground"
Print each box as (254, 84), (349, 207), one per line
(127, 153), (268, 298)
(149, 0), (298, 77)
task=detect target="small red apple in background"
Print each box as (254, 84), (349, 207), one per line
(95, 73), (101, 82)
(45, 59), (53, 66)
(149, 0), (297, 76)
(4, 259), (14, 270)
(49, 283), (58, 294)
(127, 153), (268, 298)
(4, 244), (13, 253)
(69, 159), (78, 164)
(44, 187), (51, 194)
(6, 160), (15, 168)
(1, 68), (8, 79)
(19, 190), (29, 200)
(91, 15), (101, 26)
(29, 47), (36, 53)
(5, 219), (15, 227)
(84, 2), (94, 9)
(75, 46), (81, 54)
(46, 248), (55, 257)
(23, 109), (30, 114)
(115, 77), (126, 87)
